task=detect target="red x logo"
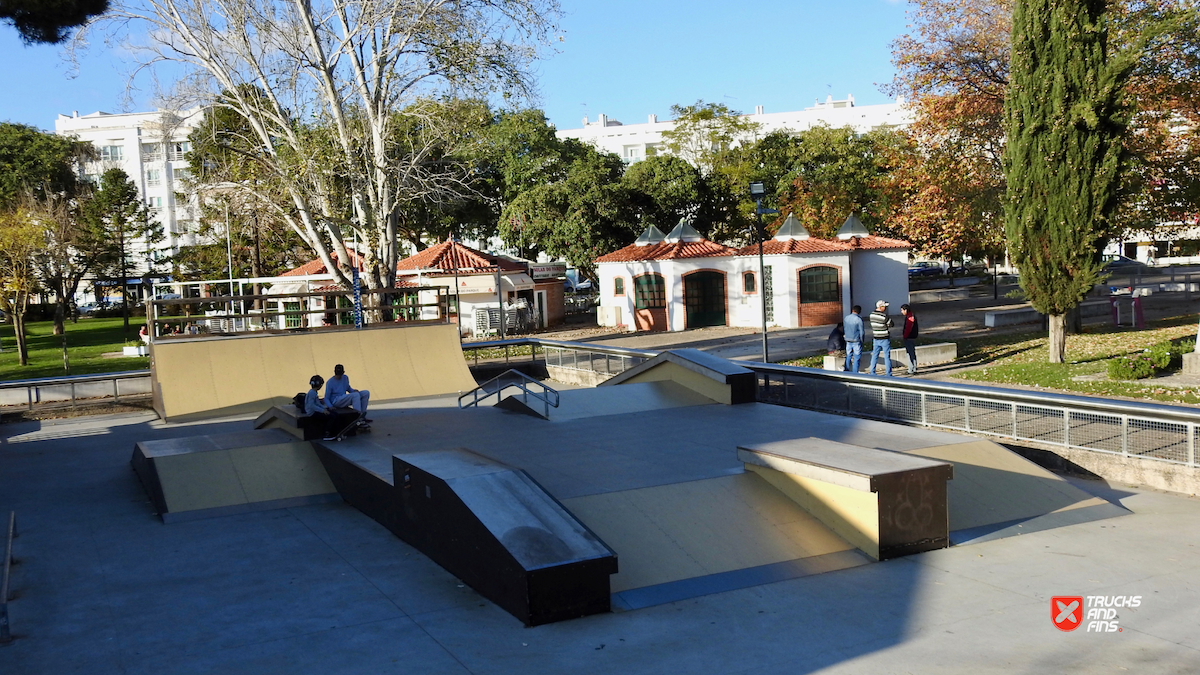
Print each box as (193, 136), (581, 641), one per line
(1052, 596), (1084, 631)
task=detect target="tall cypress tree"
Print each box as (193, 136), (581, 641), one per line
(1004, 0), (1132, 363)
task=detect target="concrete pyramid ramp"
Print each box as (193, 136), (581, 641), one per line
(903, 440), (1128, 542)
(546, 381), (718, 422)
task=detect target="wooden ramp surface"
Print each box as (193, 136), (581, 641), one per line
(152, 323), (476, 421)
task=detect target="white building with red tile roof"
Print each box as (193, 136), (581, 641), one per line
(595, 215), (910, 332)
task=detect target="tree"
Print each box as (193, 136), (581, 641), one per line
(769, 126), (906, 240)
(1004, 0), (1132, 363)
(0, 122), (103, 335)
(499, 148), (637, 276)
(86, 0), (560, 299)
(0, 207), (45, 365)
(0, 0), (107, 44)
(622, 155), (709, 232)
(890, 0), (1200, 253)
(85, 168), (163, 335)
(661, 101), (762, 175)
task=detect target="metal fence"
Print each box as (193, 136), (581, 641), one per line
(460, 338), (653, 376)
(751, 364), (1200, 468)
(0, 371), (151, 411)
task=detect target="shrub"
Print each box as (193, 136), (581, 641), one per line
(1144, 343), (1173, 370)
(1108, 355), (1156, 380)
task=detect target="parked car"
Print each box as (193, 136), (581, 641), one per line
(1101, 254), (1150, 275)
(908, 261), (943, 278)
(949, 262), (988, 276)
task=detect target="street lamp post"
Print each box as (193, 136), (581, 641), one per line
(749, 182), (779, 363)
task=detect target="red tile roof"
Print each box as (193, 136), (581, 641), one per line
(397, 239), (524, 273)
(736, 239), (848, 256)
(845, 235), (911, 250)
(281, 250), (364, 276)
(596, 240), (739, 263)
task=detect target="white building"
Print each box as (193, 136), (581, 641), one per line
(557, 95), (913, 164)
(54, 108), (207, 273)
(595, 215), (910, 332)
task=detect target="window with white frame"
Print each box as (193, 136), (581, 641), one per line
(99, 145), (124, 162)
(168, 141), (190, 161)
(141, 143), (162, 161)
(146, 169), (162, 187)
(146, 196), (164, 211)
(172, 168), (189, 182)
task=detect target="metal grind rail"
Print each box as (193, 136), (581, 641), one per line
(750, 363), (1200, 468)
(0, 371), (151, 412)
(1, 511), (15, 643)
(459, 369), (560, 418)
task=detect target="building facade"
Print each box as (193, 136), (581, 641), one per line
(556, 95), (913, 164)
(595, 217), (910, 332)
(54, 108), (207, 273)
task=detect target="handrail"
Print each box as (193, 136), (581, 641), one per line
(748, 361), (1200, 425)
(1, 511), (15, 643)
(0, 370), (151, 411)
(459, 369), (560, 418)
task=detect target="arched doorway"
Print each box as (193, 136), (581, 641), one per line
(683, 270), (727, 328)
(797, 265), (841, 326)
(633, 273), (668, 331)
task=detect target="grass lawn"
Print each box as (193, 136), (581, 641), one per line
(0, 317), (150, 381)
(786, 314), (1200, 406)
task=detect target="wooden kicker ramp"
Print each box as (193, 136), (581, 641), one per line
(150, 323), (476, 422)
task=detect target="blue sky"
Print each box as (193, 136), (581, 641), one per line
(0, 0), (911, 132)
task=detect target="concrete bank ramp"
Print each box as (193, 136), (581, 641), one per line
(546, 381), (719, 422)
(903, 440), (1129, 543)
(131, 429), (340, 522)
(562, 473), (870, 610)
(151, 322), (476, 422)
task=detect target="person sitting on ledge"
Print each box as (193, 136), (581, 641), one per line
(326, 364), (372, 423)
(303, 375), (339, 441)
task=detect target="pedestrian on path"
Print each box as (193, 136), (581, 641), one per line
(901, 304), (918, 374)
(843, 306), (864, 373)
(867, 300), (894, 376)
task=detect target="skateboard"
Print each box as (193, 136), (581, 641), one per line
(327, 411), (371, 441)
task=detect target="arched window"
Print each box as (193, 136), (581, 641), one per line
(634, 274), (666, 310)
(743, 271), (756, 294)
(799, 266), (839, 303)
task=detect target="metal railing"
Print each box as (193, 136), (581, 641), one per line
(751, 364), (1200, 468)
(1, 511), (15, 643)
(0, 371), (152, 411)
(459, 369), (560, 418)
(461, 338), (654, 374)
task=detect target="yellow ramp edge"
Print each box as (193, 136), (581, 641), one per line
(904, 440), (1108, 531)
(152, 323), (475, 421)
(153, 441), (336, 516)
(563, 473), (854, 593)
(746, 465), (882, 560)
(615, 361), (730, 404)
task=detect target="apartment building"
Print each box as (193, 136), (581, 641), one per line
(556, 95), (913, 164)
(54, 107), (208, 275)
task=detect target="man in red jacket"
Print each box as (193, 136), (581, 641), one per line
(900, 304), (919, 375)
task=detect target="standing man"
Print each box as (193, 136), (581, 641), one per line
(900, 304), (919, 375)
(327, 364), (372, 423)
(843, 305), (864, 373)
(867, 300), (894, 376)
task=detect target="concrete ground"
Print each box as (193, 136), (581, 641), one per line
(3, 399), (1200, 674)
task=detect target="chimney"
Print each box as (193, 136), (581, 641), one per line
(598, 113), (607, 126)
(648, 113), (657, 123)
(754, 105), (764, 115)
(847, 93), (855, 106)
(582, 115), (589, 125)
(73, 111), (79, 118)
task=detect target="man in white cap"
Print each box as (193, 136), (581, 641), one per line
(867, 300), (895, 376)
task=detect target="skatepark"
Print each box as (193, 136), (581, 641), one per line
(2, 320), (1200, 672)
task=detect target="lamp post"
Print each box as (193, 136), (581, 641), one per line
(749, 182), (779, 363)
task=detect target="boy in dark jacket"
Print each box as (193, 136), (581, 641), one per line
(901, 304), (919, 374)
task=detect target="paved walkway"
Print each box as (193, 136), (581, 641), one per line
(2, 404), (1199, 674)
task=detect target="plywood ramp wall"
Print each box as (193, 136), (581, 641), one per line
(151, 323), (476, 421)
